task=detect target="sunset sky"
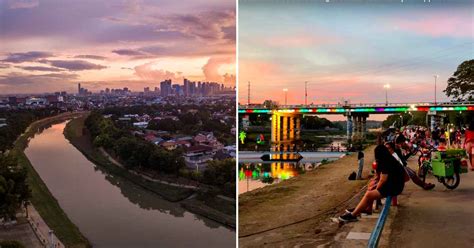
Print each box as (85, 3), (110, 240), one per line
(0, 0), (235, 94)
(239, 1), (473, 106)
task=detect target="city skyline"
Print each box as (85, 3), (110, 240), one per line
(0, 0), (236, 94)
(239, 1), (473, 106)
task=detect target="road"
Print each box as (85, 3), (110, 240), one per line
(389, 158), (474, 247)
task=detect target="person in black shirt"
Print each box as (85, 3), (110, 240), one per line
(339, 145), (405, 222)
(357, 148), (364, 180)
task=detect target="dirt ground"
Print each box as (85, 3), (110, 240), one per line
(239, 146), (376, 247)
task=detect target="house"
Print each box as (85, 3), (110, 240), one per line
(161, 140), (178, 150)
(184, 145), (215, 171)
(144, 134), (163, 145)
(132, 122), (148, 129)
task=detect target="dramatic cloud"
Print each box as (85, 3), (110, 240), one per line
(0, 72), (79, 93)
(16, 66), (64, 72)
(112, 49), (147, 56)
(202, 56), (235, 82)
(1, 51), (53, 63)
(0, 0), (235, 93)
(74, 55), (107, 60)
(39, 60), (107, 71)
(134, 62), (183, 82)
(158, 10), (236, 41)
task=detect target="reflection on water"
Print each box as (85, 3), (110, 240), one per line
(238, 162), (319, 194)
(24, 121), (234, 247)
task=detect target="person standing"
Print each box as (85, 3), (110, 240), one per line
(464, 121), (474, 170)
(357, 148), (364, 180)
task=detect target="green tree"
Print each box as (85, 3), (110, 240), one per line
(444, 60), (474, 101)
(0, 155), (31, 220)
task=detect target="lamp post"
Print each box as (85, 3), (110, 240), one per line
(304, 81), (308, 105)
(283, 88), (288, 105)
(434, 75), (439, 105)
(383, 84), (390, 105)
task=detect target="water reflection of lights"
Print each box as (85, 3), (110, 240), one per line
(239, 162), (313, 182)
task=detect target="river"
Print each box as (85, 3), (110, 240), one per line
(24, 121), (234, 247)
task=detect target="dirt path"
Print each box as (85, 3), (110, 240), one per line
(239, 146), (376, 247)
(388, 157), (474, 247)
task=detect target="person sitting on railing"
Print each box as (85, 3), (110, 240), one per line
(387, 142), (435, 190)
(338, 145), (405, 223)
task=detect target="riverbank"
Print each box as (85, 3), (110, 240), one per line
(64, 113), (236, 228)
(239, 145), (376, 247)
(10, 112), (91, 248)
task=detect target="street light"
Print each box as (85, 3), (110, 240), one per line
(434, 75), (439, 105)
(383, 84), (390, 105)
(304, 81), (308, 105)
(283, 88), (288, 105)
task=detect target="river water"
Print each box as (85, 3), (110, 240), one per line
(24, 121), (234, 247)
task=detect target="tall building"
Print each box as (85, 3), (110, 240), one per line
(78, 83), (81, 95)
(160, 79), (172, 97)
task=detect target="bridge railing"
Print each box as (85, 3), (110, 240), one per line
(239, 101), (474, 109)
(367, 196), (392, 248)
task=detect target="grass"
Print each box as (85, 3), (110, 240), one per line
(63, 113), (195, 202)
(10, 112), (91, 248)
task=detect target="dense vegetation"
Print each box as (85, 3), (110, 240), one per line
(101, 103), (235, 145)
(85, 110), (236, 197)
(0, 154), (30, 221)
(0, 108), (62, 152)
(85, 111), (185, 173)
(444, 59), (474, 101)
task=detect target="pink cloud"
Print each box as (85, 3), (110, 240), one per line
(134, 62), (183, 82)
(393, 13), (473, 38)
(263, 34), (340, 48)
(202, 56), (235, 84)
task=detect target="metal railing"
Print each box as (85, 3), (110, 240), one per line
(367, 196), (392, 248)
(239, 101), (474, 109)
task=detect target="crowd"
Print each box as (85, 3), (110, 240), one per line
(338, 120), (474, 223)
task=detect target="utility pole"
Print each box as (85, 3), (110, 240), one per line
(247, 81), (250, 105)
(305, 81), (308, 105)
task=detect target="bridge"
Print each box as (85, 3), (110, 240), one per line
(238, 101), (474, 144)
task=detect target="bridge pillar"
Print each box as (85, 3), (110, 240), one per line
(276, 114), (281, 142)
(362, 116), (367, 138)
(295, 116), (301, 140)
(271, 113), (277, 144)
(289, 117), (295, 140)
(346, 114), (353, 141)
(351, 113), (369, 141)
(282, 116), (288, 141)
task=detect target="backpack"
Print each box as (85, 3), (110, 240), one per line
(348, 171), (356, 180)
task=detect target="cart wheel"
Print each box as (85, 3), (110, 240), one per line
(441, 172), (460, 190)
(419, 162), (429, 183)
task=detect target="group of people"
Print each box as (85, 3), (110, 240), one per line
(338, 120), (474, 223)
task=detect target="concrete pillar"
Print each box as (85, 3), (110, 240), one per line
(430, 115), (436, 130)
(362, 116), (367, 138)
(276, 114), (281, 142)
(346, 114), (353, 141)
(295, 117), (301, 140)
(352, 116), (357, 138)
(271, 113), (277, 143)
(289, 117), (295, 140)
(282, 116), (288, 141)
